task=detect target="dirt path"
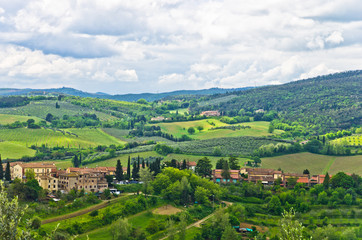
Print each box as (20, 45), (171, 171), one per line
(159, 201), (233, 240)
(42, 193), (134, 224)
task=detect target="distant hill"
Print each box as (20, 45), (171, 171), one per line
(193, 70), (362, 133)
(0, 87), (252, 102)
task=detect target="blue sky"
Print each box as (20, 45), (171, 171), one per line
(0, 0), (362, 94)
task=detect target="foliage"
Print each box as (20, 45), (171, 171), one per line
(279, 208), (310, 240)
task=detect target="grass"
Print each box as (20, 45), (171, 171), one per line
(85, 151), (163, 168)
(0, 128), (125, 148)
(0, 114), (43, 124)
(153, 205), (183, 215)
(0, 141), (36, 159)
(170, 108), (189, 115)
(0, 128), (125, 159)
(154, 120), (283, 139)
(261, 152), (362, 175)
(0, 100), (116, 121)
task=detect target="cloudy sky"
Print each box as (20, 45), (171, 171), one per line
(0, 0), (362, 94)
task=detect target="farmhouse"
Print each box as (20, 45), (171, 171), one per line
(12, 162), (57, 180)
(58, 171), (108, 193)
(151, 116), (165, 121)
(187, 161), (197, 171)
(213, 169), (242, 183)
(200, 111), (220, 117)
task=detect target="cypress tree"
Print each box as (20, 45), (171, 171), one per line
(182, 159), (187, 170)
(132, 161), (138, 180)
(146, 160), (149, 168)
(72, 155), (79, 167)
(115, 160), (123, 181)
(323, 172), (330, 189)
(5, 162), (11, 181)
(142, 160), (145, 169)
(127, 156), (131, 180)
(0, 155), (3, 180)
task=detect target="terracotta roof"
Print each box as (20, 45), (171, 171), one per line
(297, 177), (309, 183)
(188, 161), (197, 166)
(16, 162), (56, 168)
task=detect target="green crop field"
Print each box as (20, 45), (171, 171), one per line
(85, 151), (163, 168)
(0, 100), (117, 121)
(154, 120), (283, 139)
(261, 152), (362, 175)
(0, 128), (125, 159)
(0, 141), (36, 159)
(332, 135), (362, 146)
(170, 108), (189, 115)
(0, 114), (43, 125)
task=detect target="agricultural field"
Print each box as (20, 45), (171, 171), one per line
(85, 151), (163, 168)
(0, 113), (43, 124)
(332, 135), (362, 146)
(0, 141), (36, 159)
(101, 128), (173, 144)
(0, 100), (117, 121)
(170, 136), (289, 157)
(0, 128), (125, 159)
(261, 152), (362, 175)
(169, 108), (189, 115)
(154, 120), (283, 139)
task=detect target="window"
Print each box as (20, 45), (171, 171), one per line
(48, 185), (50, 188)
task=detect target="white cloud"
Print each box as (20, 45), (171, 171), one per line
(326, 31), (344, 45)
(0, 0), (362, 93)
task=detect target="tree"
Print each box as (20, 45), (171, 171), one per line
(268, 196), (282, 215)
(132, 161), (139, 180)
(330, 172), (353, 189)
(197, 126), (204, 131)
(115, 160), (123, 181)
(221, 226), (239, 240)
(139, 167), (154, 198)
(55, 102), (60, 108)
(142, 160), (145, 169)
(323, 172), (330, 189)
(195, 157), (212, 178)
(178, 213), (187, 240)
(228, 156), (240, 170)
(268, 124), (274, 133)
(181, 159), (187, 170)
(279, 208), (310, 240)
(213, 147), (222, 156)
(166, 220), (177, 240)
(195, 186), (210, 204)
(0, 155), (3, 180)
(45, 113), (54, 122)
(111, 217), (131, 240)
(127, 156), (131, 180)
(221, 161), (230, 181)
(216, 158), (226, 169)
(187, 127), (195, 135)
(303, 169), (310, 175)
(25, 169), (35, 181)
(5, 162), (11, 181)
(180, 176), (191, 205)
(0, 181), (32, 239)
(72, 154), (80, 167)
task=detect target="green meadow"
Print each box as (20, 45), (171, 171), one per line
(0, 100), (116, 121)
(261, 152), (362, 175)
(154, 120), (283, 139)
(0, 128), (125, 159)
(0, 114), (43, 124)
(0, 141), (36, 159)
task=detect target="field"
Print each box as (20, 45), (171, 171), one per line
(170, 136), (289, 157)
(261, 152), (362, 175)
(0, 100), (117, 121)
(152, 205), (183, 215)
(169, 108), (189, 115)
(0, 141), (36, 159)
(0, 114), (43, 124)
(0, 128), (125, 159)
(85, 151), (163, 168)
(332, 135), (362, 146)
(101, 128), (174, 144)
(154, 120), (283, 139)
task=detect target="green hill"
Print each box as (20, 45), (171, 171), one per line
(193, 71), (362, 134)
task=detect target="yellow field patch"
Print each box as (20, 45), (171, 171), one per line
(152, 205), (183, 215)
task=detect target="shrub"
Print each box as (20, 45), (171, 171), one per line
(89, 210), (99, 217)
(31, 217), (41, 229)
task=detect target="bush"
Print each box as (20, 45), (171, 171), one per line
(31, 217), (41, 229)
(89, 210), (99, 217)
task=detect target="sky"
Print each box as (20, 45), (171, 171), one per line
(0, 0), (362, 94)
